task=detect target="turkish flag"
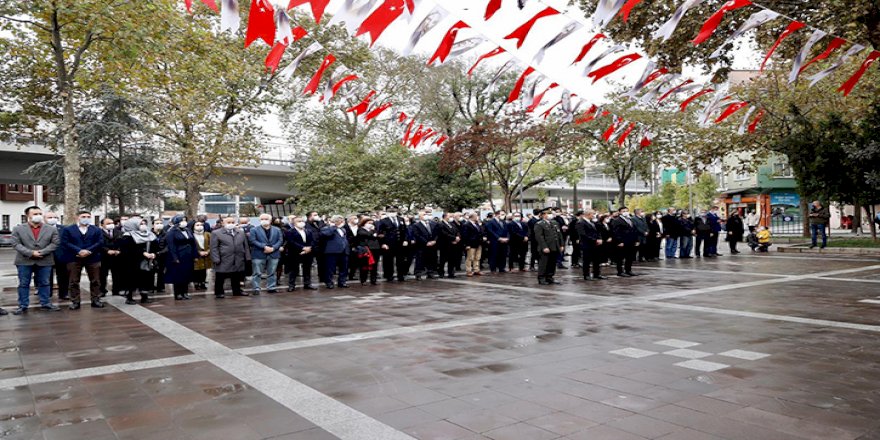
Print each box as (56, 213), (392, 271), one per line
(507, 66), (536, 103)
(504, 7), (559, 49)
(587, 53), (642, 83)
(288, 0), (330, 24)
(571, 33), (606, 65)
(245, 0), (276, 48)
(356, 0), (407, 47)
(761, 21), (805, 71)
(692, 0), (752, 45)
(428, 21), (470, 65)
(303, 54), (336, 95)
(838, 50), (880, 96)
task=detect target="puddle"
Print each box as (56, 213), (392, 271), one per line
(202, 383), (247, 397)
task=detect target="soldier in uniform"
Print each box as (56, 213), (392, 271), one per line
(534, 208), (563, 285)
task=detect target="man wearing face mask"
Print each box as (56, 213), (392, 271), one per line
(284, 216), (317, 291)
(410, 210), (439, 280)
(344, 215), (361, 282)
(485, 210), (510, 274)
(319, 215), (351, 289)
(534, 208), (563, 285)
(211, 216), (252, 298)
(9, 206), (61, 315)
(249, 213), (283, 294)
(506, 212), (528, 272)
(436, 213), (462, 278)
(44, 212), (70, 301)
(150, 220), (168, 293)
(610, 206), (640, 277)
(305, 211), (326, 284)
(61, 211), (105, 309)
(98, 218), (124, 297)
(376, 206), (410, 282)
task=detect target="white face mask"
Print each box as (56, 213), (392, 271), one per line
(295, 222), (305, 228)
(79, 217), (92, 226)
(513, 217), (521, 222)
(178, 222), (187, 228)
(224, 223), (236, 230)
(194, 226), (204, 233)
(30, 215), (44, 224)
(365, 224), (375, 231)
(388, 212), (398, 218)
(260, 220), (271, 227)
(139, 225), (149, 232)
(105, 224), (116, 231)
(46, 218), (58, 226)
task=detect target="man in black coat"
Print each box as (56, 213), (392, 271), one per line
(632, 209), (650, 262)
(344, 215), (361, 281)
(99, 217), (125, 296)
(410, 210), (439, 280)
(661, 208), (681, 259)
(506, 212), (528, 272)
(534, 208), (563, 285)
(527, 209), (541, 270)
(436, 213), (462, 278)
(284, 215), (317, 291)
(575, 210), (606, 280)
(610, 206), (640, 277)
(305, 211), (326, 282)
(376, 206), (410, 282)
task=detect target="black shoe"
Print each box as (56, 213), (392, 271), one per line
(625, 272), (638, 277)
(595, 275), (608, 280)
(0, 308), (7, 316)
(59, 295), (70, 301)
(41, 304), (61, 311)
(232, 292), (250, 297)
(252, 290), (260, 296)
(325, 284), (335, 289)
(287, 287), (297, 292)
(370, 281), (378, 286)
(174, 295), (183, 300)
(618, 273), (631, 278)
(140, 295), (154, 304)
(304, 285), (318, 290)
(182, 294), (192, 300)
(215, 294), (226, 298)
(12, 307), (27, 315)
(557, 265), (568, 269)
(338, 284), (350, 289)
(809, 245), (816, 249)
(538, 280), (549, 285)
(549, 279), (562, 285)
(267, 289), (278, 294)
(125, 298), (137, 305)
(91, 300), (105, 308)
(69, 302), (81, 310)
(584, 276), (595, 281)
(415, 276), (422, 281)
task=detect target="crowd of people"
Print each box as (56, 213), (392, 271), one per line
(2, 203), (774, 316)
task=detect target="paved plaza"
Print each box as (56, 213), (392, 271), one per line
(1, 249), (879, 440)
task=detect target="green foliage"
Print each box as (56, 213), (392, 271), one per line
(627, 174), (718, 212)
(25, 92), (162, 213)
(290, 143), (484, 214)
(163, 197), (188, 211)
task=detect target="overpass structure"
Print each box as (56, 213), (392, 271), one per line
(0, 140), (299, 200)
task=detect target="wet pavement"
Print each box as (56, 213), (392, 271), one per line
(1, 249), (879, 439)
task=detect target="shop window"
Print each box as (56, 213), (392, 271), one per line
(773, 162), (793, 178)
(2, 215), (9, 230)
(734, 170), (751, 181)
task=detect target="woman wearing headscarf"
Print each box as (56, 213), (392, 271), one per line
(119, 217), (158, 305)
(192, 220), (212, 291)
(165, 214), (197, 300)
(355, 218), (381, 286)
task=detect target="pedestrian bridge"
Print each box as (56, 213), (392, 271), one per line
(0, 139), (299, 199)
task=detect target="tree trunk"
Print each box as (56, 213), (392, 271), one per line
(617, 180), (627, 211)
(62, 95), (80, 223)
(867, 204), (877, 240)
(853, 200), (862, 234)
(502, 192), (514, 213)
(184, 182), (201, 219)
(800, 197), (810, 238)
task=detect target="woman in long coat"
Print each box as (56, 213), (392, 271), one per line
(645, 214), (662, 262)
(165, 214), (197, 300)
(355, 218), (382, 286)
(726, 210), (745, 254)
(192, 221), (212, 291)
(119, 217), (158, 304)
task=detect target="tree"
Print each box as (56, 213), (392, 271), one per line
(1, 0), (166, 221)
(576, 0), (880, 80)
(441, 112), (585, 211)
(411, 154), (485, 212)
(24, 92), (162, 215)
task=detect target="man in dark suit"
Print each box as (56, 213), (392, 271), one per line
(461, 212), (486, 276)
(436, 213), (462, 278)
(552, 208), (570, 269)
(575, 210), (605, 281)
(98, 217), (124, 297)
(284, 215), (317, 291)
(527, 209), (541, 270)
(506, 212), (528, 272)
(610, 206), (640, 277)
(661, 208), (681, 259)
(320, 215), (350, 289)
(305, 211), (326, 282)
(376, 206), (409, 282)
(344, 215), (361, 281)
(632, 209), (649, 262)
(485, 210), (510, 273)
(61, 210), (106, 309)
(44, 211), (70, 300)
(534, 208), (563, 285)
(410, 210), (439, 280)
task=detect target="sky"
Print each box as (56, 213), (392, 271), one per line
(263, 0), (764, 146)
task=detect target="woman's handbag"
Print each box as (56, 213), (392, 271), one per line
(140, 241), (158, 272)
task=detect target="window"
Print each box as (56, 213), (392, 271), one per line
(773, 162), (794, 178)
(204, 194), (234, 202)
(239, 195), (256, 203)
(2, 215), (9, 230)
(20, 215), (27, 225)
(734, 170), (752, 181)
(7, 184), (20, 193)
(22, 185), (33, 193)
(205, 203), (237, 214)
